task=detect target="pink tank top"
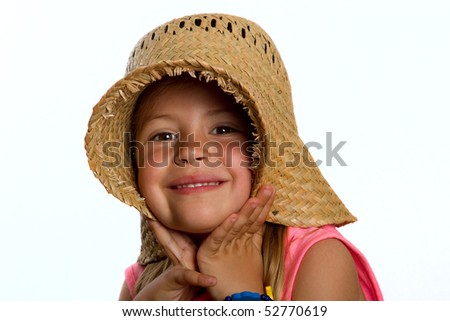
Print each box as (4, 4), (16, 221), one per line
(125, 225), (382, 300)
(281, 225), (382, 300)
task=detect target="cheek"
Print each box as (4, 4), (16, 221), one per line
(137, 166), (156, 197)
(222, 141), (253, 168)
(226, 147), (253, 191)
(137, 166), (168, 220)
(137, 150), (165, 197)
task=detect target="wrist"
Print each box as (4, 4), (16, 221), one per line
(207, 277), (265, 300)
(224, 291), (273, 301)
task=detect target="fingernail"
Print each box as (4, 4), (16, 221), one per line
(262, 187), (273, 197)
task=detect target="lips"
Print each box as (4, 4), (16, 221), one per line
(168, 175), (225, 191)
(174, 182), (220, 189)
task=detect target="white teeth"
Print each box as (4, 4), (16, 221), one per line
(176, 182), (220, 189)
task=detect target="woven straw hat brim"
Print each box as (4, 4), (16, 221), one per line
(85, 13), (357, 264)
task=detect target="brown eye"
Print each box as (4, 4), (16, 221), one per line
(150, 132), (178, 141)
(212, 126), (235, 135)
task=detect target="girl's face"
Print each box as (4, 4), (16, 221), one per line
(134, 79), (253, 234)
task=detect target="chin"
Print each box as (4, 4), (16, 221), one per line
(183, 225), (216, 235)
(172, 212), (226, 233)
(175, 222), (219, 236)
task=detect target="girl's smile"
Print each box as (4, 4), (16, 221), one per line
(134, 77), (253, 234)
(167, 174), (226, 194)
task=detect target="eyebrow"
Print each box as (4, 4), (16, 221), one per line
(137, 112), (173, 130)
(143, 107), (236, 121)
(205, 108), (240, 118)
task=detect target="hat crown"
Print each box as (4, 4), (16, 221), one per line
(126, 14), (289, 85)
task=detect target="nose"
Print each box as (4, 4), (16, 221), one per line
(173, 133), (207, 166)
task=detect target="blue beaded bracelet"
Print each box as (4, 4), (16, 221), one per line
(224, 291), (273, 301)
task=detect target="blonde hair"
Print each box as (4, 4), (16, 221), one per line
(134, 223), (286, 300)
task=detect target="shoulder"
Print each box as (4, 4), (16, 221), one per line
(119, 280), (133, 301)
(284, 225), (343, 270)
(291, 238), (365, 300)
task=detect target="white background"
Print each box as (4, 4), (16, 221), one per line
(1, 0), (449, 300)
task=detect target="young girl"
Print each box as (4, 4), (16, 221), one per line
(85, 13), (383, 301)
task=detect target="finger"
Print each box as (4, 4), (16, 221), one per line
(171, 267), (217, 288)
(169, 232), (198, 271)
(202, 213), (239, 253)
(221, 199), (260, 243)
(245, 185), (276, 234)
(166, 227), (198, 255)
(148, 220), (186, 266)
(231, 185), (275, 239)
(201, 186), (275, 251)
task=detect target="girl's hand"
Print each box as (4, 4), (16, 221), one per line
(134, 220), (216, 301)
(197, 185), (275, 300)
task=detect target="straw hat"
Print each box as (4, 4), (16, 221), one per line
(85, 13), (357, 264)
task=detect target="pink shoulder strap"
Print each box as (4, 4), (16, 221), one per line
(125, 263), (145, 299)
